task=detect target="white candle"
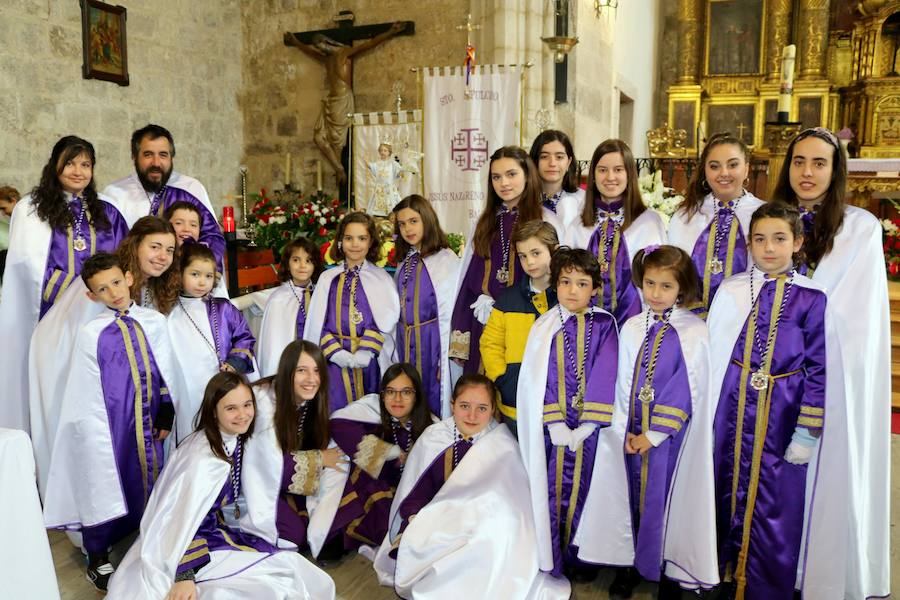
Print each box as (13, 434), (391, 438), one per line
(778, 45), (796, 117)
(285, 153), (292, 186)
(316, 160), (323, 191)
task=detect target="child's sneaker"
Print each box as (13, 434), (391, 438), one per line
(86, 560), (115, 591)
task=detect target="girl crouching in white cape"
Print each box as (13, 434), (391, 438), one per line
(373, 374), (571, 600)
(107, 372), (335, 600)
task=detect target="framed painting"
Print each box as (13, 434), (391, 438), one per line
(706, 0), (763, 75)
(708, 104), (756, 145)
(81, 0), (129, 86)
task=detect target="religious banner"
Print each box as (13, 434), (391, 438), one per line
(350, 110), (423, 216)
(423, 65), (522, 236)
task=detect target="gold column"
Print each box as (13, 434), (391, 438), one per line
(764, 0), (794, 82)
(798, 0), (831, 80)
(765, 123), (803, 199)
(676, 0), (703, 85)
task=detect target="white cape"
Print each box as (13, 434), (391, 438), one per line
(615, 308), (718, 588)
(303, 260), (400, 375)
(549, 187), (585, 233)
(667, 192), (765, 263)
(257, 282), (307, 378)
(706, 271), (848, 599)
(803, 206), (890, 600)
(396, 248), (460, 417)
(106, 430), (336, 600)
(373, 418), (570, 600)
(567, 207), (666, 263)
(241, 383), (350, 557)
(43, 304), (182, 529)
(102, 171), (215, 228)
(515, 306), (634, 569)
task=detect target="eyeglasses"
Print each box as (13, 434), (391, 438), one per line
(383, 387), (415, 399)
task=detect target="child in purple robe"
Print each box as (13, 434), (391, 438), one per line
(393, 195), (460, 417)
(611, 245), (717, 598)
(258, 236), (324, 377)
(169, 244), (257, 441)
(481, 220), (559, 435)
(517, 247), (620, 582)
(449, 146), (562, 374)
(328, 363), (435, 552)
(568, 139), (666, 326)
(43, 253), (176, 591)
(668, 133), (764, 317)
(107, 371), (336, 599)
(250, 340), (348, 558)
(708, 202), (828, 599)
(304, 212), (400, 410)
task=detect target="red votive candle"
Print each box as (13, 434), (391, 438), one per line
(222, 206), (235, 233)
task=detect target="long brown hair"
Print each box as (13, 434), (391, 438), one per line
(581, 139), (646, 229)
(194, 371), (256, 463)
(277, 236), (324, 284)
(255, 340), (331, 452)
(392, 194), (450, 258)
(378, 363), (434, 442)
(680, 132), (751, 220)
(116, 216), (181, 314)
(472, 147), (543, 258)
(329, 211), (381, 263)
(630, 245), (700, 305)
(31, 135), (111, 231)
(528, 130), (579, 194)
(770, 128), (846, 267)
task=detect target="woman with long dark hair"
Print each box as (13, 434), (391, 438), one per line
(327, 362), (436, 553)
(107, 371), (336, 599)
(529, 129), (584, 231)
(0, 135), (127, 431)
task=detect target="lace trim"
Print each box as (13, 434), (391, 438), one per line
(288, 450), (322, 496)
(448, 330), (471, 360)
(353, 434), (393, 479)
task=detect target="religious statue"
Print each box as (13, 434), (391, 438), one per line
(284, 21), (406, 186)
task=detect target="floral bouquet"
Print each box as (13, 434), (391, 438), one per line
(639, 169), (683, 225)
(881, 217), (900, 281)
(248, 189), (347, 258)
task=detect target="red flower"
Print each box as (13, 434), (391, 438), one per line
(890, 261), (900, 276)
(307, 216), (315, 225)
(894, 241), (900, 250)
(260, 188), (267, 195)
(318, 226), (328, 237)
(258, 214), (271, 224)
(387, 247), (397, 267)
(320, 241), (331, 260)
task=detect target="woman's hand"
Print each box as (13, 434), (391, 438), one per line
(321, 447), (348, 471)
(165, 580), (197, 600)
(397, 450), (408, 466)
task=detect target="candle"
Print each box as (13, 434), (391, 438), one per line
(778, 45), (796, 122)
(222, 205), (236, 233)
(316, 160), (323, 191)
(285, 153), (292, 186)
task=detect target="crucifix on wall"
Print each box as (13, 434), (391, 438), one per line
(284, 14), (414, 190)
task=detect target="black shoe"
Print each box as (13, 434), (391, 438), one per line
(658, 576), (682, 599)
(609, 567), (642, 599)
(572, 564), (599, 583)
(315, 535), (346, 565)
(85, 561), (115, 591)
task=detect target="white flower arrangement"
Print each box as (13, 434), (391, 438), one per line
(639, 169), (684, 225)
(882, 218), (899, 236)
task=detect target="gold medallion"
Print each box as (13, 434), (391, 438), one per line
(350, 308), (364, 325)
(750, 370), (768, 392)
(638, 384), (655, 404)
(570, 391), (584, 409)
(495, 267), (509, 284)
(599, 261), (609, 274)
(709, 257), (724, 275)
(73, 237), (87, 252)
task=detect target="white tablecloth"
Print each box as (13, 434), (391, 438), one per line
(0, 428), (60, 599)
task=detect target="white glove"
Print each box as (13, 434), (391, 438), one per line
(568, 423), (598, 452)
(352, 350), (374, 369)
(547, 423), (573, 448)
(470, 294), (495, 326)
(784, 440), (814, 465)
(331, 350), (356, 368)
(385, 445), (403, 460)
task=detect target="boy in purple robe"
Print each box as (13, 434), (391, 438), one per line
(42, 253), (179, 591)
(708, 203), (828, 599)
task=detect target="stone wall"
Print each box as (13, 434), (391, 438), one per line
(0, 0), (243, 212)
(239, 0), (466, 202)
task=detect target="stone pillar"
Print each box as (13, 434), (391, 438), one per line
(797, 0), (830, 80)
(676, 0), (703, 85)
(764, 0), (794, 82)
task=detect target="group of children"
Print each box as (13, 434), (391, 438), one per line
(0, 124), (888, 600)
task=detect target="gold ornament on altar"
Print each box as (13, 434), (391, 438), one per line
(646, 123), (688, 157)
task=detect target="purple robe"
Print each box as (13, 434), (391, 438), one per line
(396, 252), (442, 415)
(319, 268), (385, 411)
(176, 452), (277, 576)
(80, 311), (173, 553)
(450, 208), (522, 373)
(151, 186), (226, 274)
(586, 200), (640, 326)
(689, 200), (749, 317)
(206, 297), (257, 373)
(389, 438), (472, 557)
(712, 277), (827, 599)
(295, 285), (312, 340)
(329, 417), (411, 549)
(623, 317), (692, 581)
(276, 450), (312, 548)
(542, 310), (618, 576)
(40, 197), (129, 318)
